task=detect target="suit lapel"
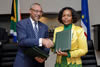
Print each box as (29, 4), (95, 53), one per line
(26, 19), (44, 38)
(27, 18), (36, 37)
(38, 22), (42, 38)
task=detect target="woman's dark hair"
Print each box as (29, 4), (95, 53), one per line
(58, 7), (79, 24)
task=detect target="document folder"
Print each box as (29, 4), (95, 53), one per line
(23, 46), (49, 59)
(54, 29), (71, 52)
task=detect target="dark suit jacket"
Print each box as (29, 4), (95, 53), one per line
(13, 18), (49, 67)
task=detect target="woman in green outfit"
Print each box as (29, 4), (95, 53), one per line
(53, 7), (88, 67)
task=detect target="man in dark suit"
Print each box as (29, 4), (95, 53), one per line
(13, 3), (53, 67)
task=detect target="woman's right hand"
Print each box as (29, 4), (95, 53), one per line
(56, 48), (68, 56)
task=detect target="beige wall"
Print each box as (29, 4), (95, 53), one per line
(0, 0), (81, 14)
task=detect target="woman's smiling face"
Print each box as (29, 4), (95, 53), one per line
(62, 9), (72, 26)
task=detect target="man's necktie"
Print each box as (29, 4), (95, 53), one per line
(34, 22), (38, 39)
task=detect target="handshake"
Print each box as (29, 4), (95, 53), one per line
(42, 38), (54, 48)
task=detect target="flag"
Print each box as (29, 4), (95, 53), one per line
(81, 0), (91, 40)
(10, 0), (21, 42)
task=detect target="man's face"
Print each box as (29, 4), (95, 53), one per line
(29, 4), (43, 22)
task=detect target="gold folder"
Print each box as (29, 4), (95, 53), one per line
(54, 29), (71, 52)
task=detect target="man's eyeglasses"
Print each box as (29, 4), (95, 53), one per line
(31, 8), (43, 13)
